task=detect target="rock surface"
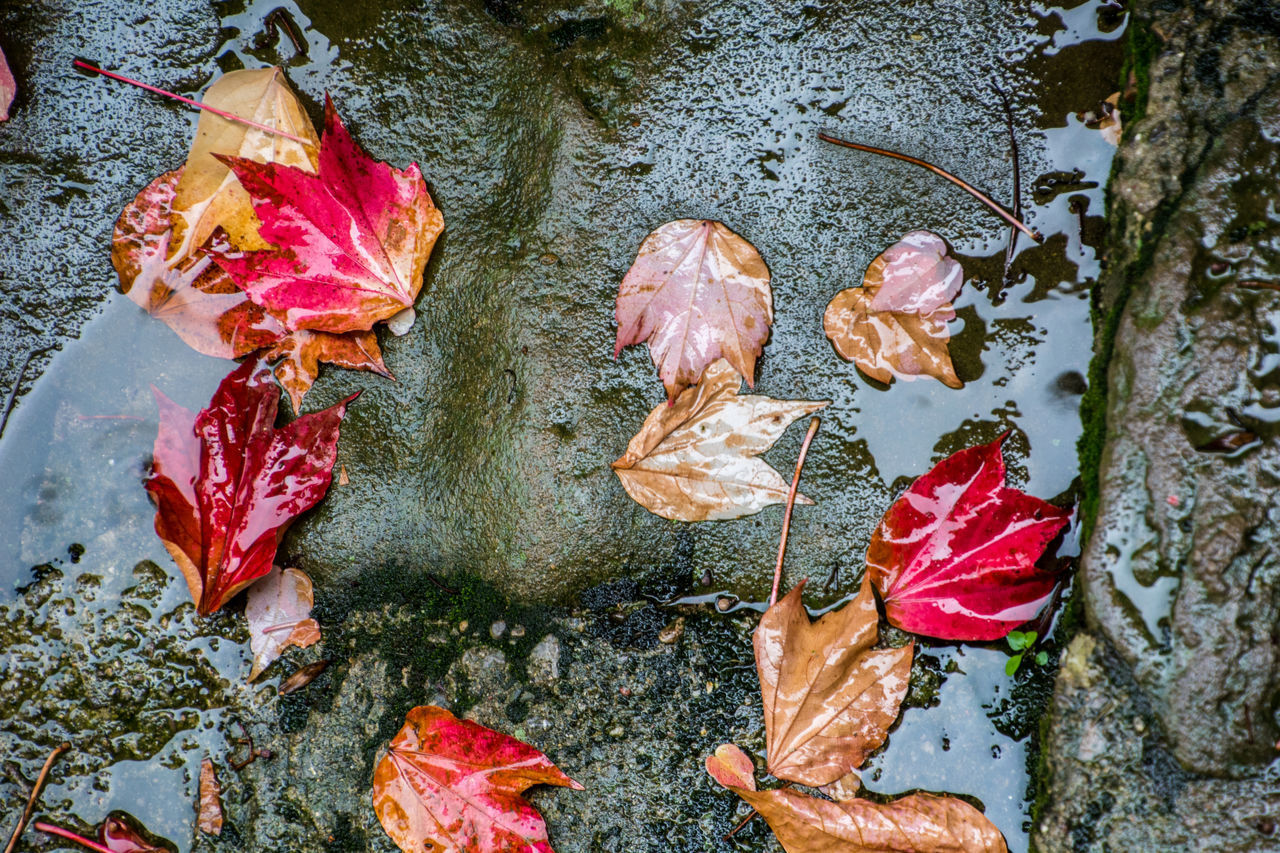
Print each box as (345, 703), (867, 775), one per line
(1037, 1), (1280, 849)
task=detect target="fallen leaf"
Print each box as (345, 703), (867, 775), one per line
(615, 219), (773, 401)
(705, 743), (756, 791)
(170, 67), (320, 261)
(372, 705), (582, 853)
(113, 169), (288, 360)
(1093, 92), (1122, 146)
(147, 359), (354, 615)
(728, 787), (1008, 853)
(262, 328), (392, 414)
(337, 464), (350, 486)
(245, 565), (321, 680)
(198, 758), (223, 836)
(0, 47), (15, 122)
(756, 576), (912, 787)
(824, 231), (964, 388)
(279, 659), (330, 695)
(866, 434), (1071, 641)
(99, 815), (169, 853)
(611, 359), (827, 521)
(210, 97), (444, 335)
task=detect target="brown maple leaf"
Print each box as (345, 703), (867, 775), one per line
(611, 359), (827, 521)
(614, 219), (773, 401)
(756, 575), (913, 787)
(824, 231), (964, 388)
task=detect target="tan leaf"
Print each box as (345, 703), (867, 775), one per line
(824, 231), (963, 389)
(733, 787), (1008, 853)
(705, 743), (757, 791)
(245, 566), (321, 681)
(611, 359), (827, 521)
(756, 576), (913, 787)
(614, 219), (773, 401)
(198, 758), (223, 836)
(171, 67), (320, 261)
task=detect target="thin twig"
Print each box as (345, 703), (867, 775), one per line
(0, 346), (54, 442)
(73, 61), (313, 145)
(992, 83), (1023, 281)
(4, 742), (71, 853)
(33, 823), (113, 853)
(769, 417), (821, 608)
(818, 132), (1042, 243)
(1239, 280), (1280, 292)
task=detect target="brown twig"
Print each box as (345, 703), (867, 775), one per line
(4, 742), (70, 853)
(769, 417), (821, 608)
(818, 132), (1042, 243)
(992, 83), (1024, 280)
(0, 346), (54, 442)
(1239, 280), (1280, 292)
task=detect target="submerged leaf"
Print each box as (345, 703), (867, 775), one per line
(866, 434), (1071, 641)
(611, 359), (827, 521)
(210, 97), (444, 335)
(100, 815), (170, 853)
(756, 576), (912, 787)
(824, 231), (964, 388)
(615, 219), (773, 401)
(198, 759), (223, 836)
(245, 566), (321, 680)
(372, 705), (582, 853)
(147, 359), (353, 615)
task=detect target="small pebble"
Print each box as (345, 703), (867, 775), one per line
(490, 621), (507, 640)
(540, 253), (559, 265)
(609, 726), (625, 738)
(658, 617), (685, 645)
(699, 569), (712, 587)
(458, 620), (469, 633)
(715, 596), (735, 612)
(510, 624), (527, 639)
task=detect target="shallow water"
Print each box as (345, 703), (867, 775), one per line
(0, 0), (1123, 850)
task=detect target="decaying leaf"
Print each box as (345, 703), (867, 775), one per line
(0, 47), (15, 122)
(611, 359), (827, 521)
(728, 787), (1008, 853)
(210, 97), (444, 336)
(279, 659), (330, 695)
(245, 565), (321, 680)
(705, 743), (757, 791)
(756, 576), (912, 787)
(262, 328), (391, 414)
(170, 67), (320, 261)
(372, 705), (582, 853)
(198, 758), (223, 836)
(615, 219), (773, 401)
(147, 359), (354, 615)
(866, 434), (1072, 641)
(824, 231), (964, 388)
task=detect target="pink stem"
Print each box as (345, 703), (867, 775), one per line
(33, 823), (113, 853)
(769, 417), (821, 608)
(262, 622), (300, 634)
(73, 61), (313, 146)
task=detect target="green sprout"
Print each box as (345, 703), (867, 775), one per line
(1004, 630), (1048, 675)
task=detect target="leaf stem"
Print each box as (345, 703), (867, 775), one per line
(769, 417), (820, 608)
(32, 823), (113, 853)
(3, 742), (70, 853)
(817, 132), (1042, 243)
(992, 83), (1024, 280)
(72, 61), (313, 146)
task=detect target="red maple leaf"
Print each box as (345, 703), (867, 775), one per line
(866, 434), (1071, 641)
(373, 705), (582, 853)
(208, 97), (444, 335)
(147, 359), (354, 616)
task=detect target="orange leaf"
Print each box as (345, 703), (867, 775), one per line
(198, 758), (223, 836)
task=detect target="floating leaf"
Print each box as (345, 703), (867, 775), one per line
(147, 359), (354, 616)
(866, 434), (1071, 641)
(756, 576), (912, 787)
(824, 230), (964, 388)
(210, 97), (444, 335)
(611, 359), (827, 521)
(372, 705), (582, 853)
(198, 758), (223, 836)
(615, 219), (773, 401)
(245, 565), (321, 680)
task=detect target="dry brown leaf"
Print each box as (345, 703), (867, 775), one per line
(244, 566), (321, 680)
(734, 787), (1008, 853)
(756, 576), (913, 787)
(197, 758), (223, 836)
(171, 67), (319, 261)
(611, 359), (827, 521)
(824, 231), (963, 389)
(614, 219), (773, 401)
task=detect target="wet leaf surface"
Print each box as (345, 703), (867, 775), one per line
(245, 565), (321, 680)
(611, 359), (827, 521)
(261, 328), (391, 414)
(866, 434), (1071, 641)
(372, 705), (582, 853)
(198, 758), (223, 836)
(756, 576), (912, 787)
(614, 219), (773, 401)
(209, 97), (444, 335)
(99, 814), (171, 853)
(278, 659), (330, 695)
(147, 359), (353, 615)
(0, 47), (15, 122)
(824, 231), (964, 388)
(705, 743), (757, 791)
